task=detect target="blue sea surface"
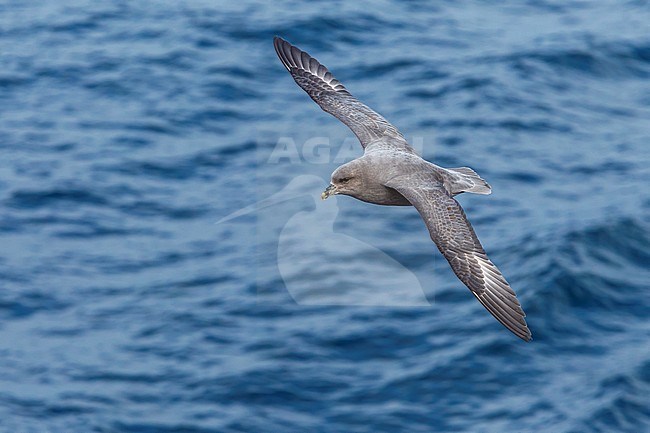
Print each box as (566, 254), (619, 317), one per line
(1, 1), (649, 432)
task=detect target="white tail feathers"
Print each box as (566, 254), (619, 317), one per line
(447, 167), (492, 195)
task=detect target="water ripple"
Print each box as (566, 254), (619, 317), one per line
(0, 1), (648, 432)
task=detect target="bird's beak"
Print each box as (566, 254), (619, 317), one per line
(321, 184), (337, 200)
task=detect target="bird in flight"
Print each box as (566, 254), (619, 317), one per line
(273, 37), (532, 341)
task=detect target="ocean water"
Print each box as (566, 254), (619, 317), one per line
(1, 0), (649, 432)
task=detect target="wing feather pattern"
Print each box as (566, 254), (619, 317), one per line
(385, 177), (532, 341)
(274, 37), (408, 149)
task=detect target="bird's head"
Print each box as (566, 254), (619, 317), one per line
(321, 162), (363, 200)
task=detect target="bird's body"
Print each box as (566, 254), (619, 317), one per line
(274, 37), (532, 341)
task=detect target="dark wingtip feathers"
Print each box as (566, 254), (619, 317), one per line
(274, 36), (310, 72)
(273, 36), (294, 71)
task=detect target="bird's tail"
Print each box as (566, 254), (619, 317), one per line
(446, 167), (492, 195)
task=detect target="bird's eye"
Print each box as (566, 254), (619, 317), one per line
(339, 177), (352, 183)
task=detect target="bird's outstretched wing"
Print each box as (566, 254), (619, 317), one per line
(274, 37), (409, 150)
(385, 176), (532, 341)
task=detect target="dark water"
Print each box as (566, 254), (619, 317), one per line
(1, 1), (649, 432)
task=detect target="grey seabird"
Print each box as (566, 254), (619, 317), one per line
(273, 37), (532, 341)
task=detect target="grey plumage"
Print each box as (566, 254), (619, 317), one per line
(274, 37), (409, 150)
(273, 37), (532, 342)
